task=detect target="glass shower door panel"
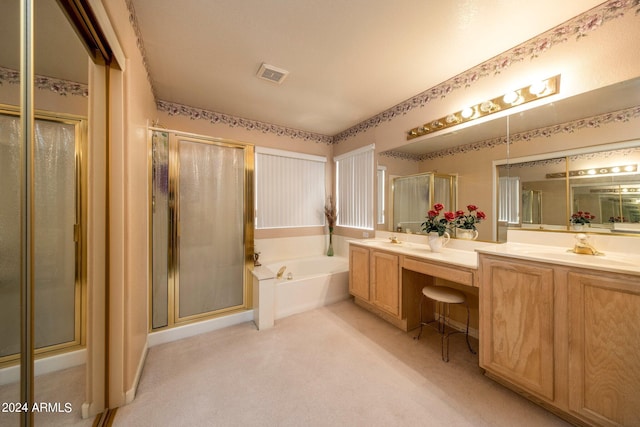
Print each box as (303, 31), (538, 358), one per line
(151, 131), (169, 328)
(0, 114), (22, 358)
(178, 140), (245, 318)
(33, 120), (77, 348)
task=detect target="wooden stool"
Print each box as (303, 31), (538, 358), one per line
(414, 285), (475, 362)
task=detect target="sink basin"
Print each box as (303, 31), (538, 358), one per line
(518, 250), (638, 268)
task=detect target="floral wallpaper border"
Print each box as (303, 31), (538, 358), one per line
(156, 100), (334, 144)
(0, 66), (88, 97)
(381, 105), (640, 162)
(334, 0), (640, 144)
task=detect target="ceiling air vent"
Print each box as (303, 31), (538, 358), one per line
(256, 63), (289, 84)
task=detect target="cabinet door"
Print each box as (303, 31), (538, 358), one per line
(349, 246), (370, 301)
(567, 272), (640, 427)
(371, 250), (400, 317)
(480, 257), (555, 401)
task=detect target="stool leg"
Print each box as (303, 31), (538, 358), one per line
(464, 300), (476, 355)
(441, 302), (449, 362)
(414, 294), (425, 340)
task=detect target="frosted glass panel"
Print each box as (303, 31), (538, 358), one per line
(0, 114), (22, 357)
(178, 140), (245, 318)
(0, 115), (77, 355)
(394, 174), (430, 232)
(152, 131), (169, 328)
(33, 120), (76, 348)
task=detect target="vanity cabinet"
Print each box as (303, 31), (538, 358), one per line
(348, 242), (476, 332)
(479, 253), (640, 427)
(349, 245), (370, 301)
(370, 250), (400, 317)
(349, 245), (401, 320)
(479, 256), (555, 401)
(566, 271), (640, 427)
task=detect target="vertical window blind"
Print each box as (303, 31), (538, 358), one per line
(335, 145), (374, 230)
(499, 176), (520, 224)
(377, 165), (386, 225)
(255, 147), (326, 229)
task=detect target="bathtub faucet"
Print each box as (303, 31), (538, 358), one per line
(276, 266), (286, 279)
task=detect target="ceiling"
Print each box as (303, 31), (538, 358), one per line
(130, 0), (606, 137)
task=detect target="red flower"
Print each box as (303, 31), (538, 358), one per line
(433, 203), (444, 212)
(466, 204), (478, 212)
(427, 210), (438, 219)
(444, 211), (455, 222)
(476, 211), (486, 220)
(456, 210), (465, 217)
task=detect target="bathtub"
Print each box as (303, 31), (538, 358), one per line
(265, 255), (349, 320)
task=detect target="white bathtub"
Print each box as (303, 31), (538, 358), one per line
(265, 255), (349, 320)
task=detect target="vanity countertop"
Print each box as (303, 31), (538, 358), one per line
(349, 239), (479, 269)
(476, 242), (640, 276)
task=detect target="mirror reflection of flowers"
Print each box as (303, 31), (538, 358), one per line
(454, 204), (486, 230)
(571, 211), (595, 224)
(422, 203), (455, 236)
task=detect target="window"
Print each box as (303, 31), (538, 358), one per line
(335, 145), (374, 229)
(377, 165), (386, 225)
(499, 176), (520, 224)
(255, 147), (326, 229)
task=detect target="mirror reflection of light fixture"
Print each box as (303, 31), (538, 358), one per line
(546, 163), (638, 179)
(407, 74), (560, 140)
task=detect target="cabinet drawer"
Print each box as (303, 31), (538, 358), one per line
(403, 257), (473, 286)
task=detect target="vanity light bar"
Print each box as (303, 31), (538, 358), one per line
(589, 187), (640, 194)
(406, 75), (560, 141)
(546, 164), (638, 179)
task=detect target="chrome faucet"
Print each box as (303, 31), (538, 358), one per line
(276, 266), (286, 279)
(572, 233), (602, 255)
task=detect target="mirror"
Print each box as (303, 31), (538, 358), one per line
(390, 172), (457, 234)
(496, 144), (640, 240)
(568, 146), (640, 234)
(384, 77), (640, 241)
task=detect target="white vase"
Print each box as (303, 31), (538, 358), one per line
(456, 229), (478, 240)
(427, 232), (450, 252)
(571, 224), (584, 231)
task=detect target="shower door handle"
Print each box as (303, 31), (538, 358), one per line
(73, 224), (80, 242)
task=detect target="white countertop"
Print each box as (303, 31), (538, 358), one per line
(350, 236), (640, 276)
(476, 242), (640, 276)
(350, 239), (479, 269)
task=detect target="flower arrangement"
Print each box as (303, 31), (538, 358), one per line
(422, 203), (455, 236)
(454, 204), (486, 230)
(571, 211), (595, 224)
(324, 196), (337, 256)
(324, 196), (337, 231)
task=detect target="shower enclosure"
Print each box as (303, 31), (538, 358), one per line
(0, 110), (85, 364)
(150, 130), (253, 329)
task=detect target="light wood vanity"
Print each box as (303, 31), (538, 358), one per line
(348, 240), (477, 332)
(349, 237), (640, 427)
(478, 251), (640, 427)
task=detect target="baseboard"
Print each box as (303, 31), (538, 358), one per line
(0, 348), (87, 386)
(148, 309), (254, 347)
(124, 341), (148, 404)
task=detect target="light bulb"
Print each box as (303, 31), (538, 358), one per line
(503, 91), (518, 104)
(461, 107), (474, 119)
(528, 80), (547, 96)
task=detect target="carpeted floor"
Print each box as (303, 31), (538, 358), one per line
(113, 299), (571, 427)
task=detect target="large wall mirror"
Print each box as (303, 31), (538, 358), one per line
(381, 76), (640, 243)
(496, 143), (640, 240)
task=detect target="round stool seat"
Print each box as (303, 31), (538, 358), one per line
(422, 286), (465, 304)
